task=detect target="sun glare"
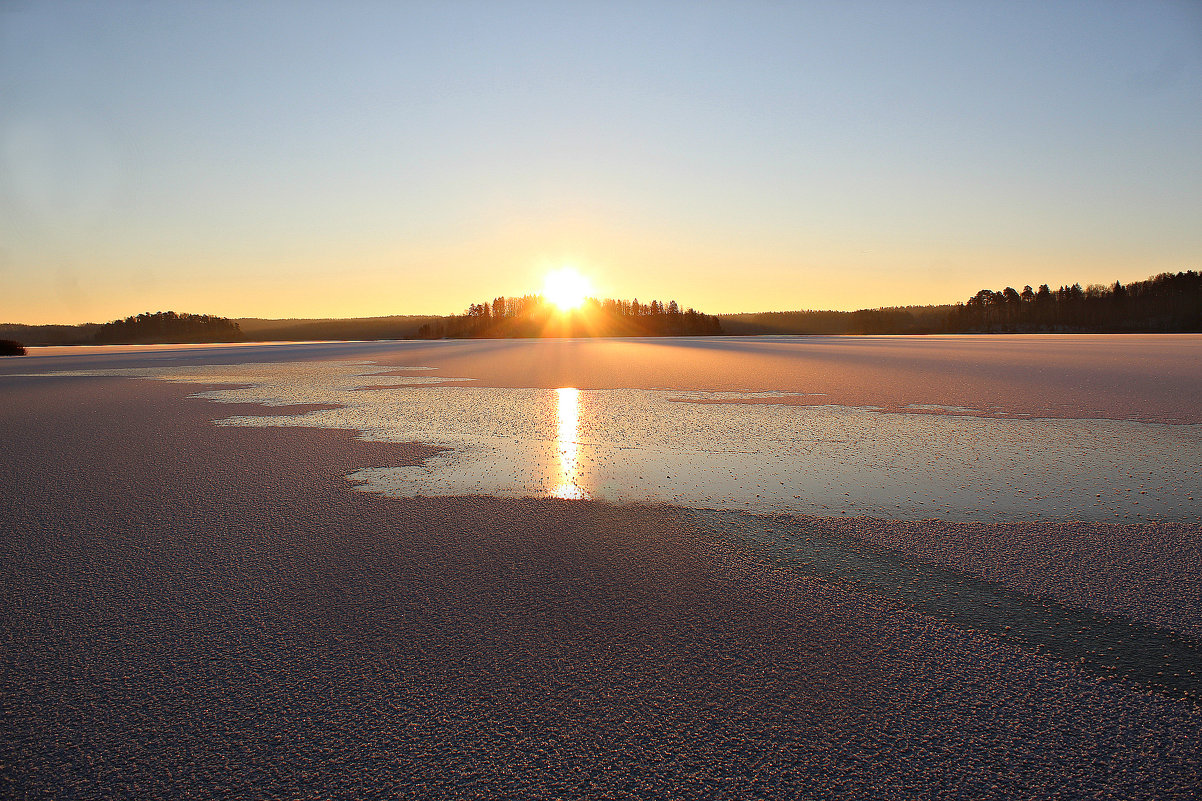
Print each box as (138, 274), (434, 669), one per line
(543, 268), (591, 311)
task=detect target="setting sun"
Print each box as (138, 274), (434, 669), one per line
(542, 268), (591, 311)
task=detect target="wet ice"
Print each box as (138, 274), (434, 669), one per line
(40, 359), (1202, 523)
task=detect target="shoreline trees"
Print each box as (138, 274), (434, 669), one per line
(722, 270), (1201, 335)
(944, 272), (1200, 333)
(93, 311), (243, 344)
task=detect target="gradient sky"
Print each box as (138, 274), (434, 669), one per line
(2, 1), (1200, 324)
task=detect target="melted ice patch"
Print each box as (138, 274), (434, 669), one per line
(31, 359), (1202, 523)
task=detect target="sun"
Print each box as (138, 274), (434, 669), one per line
(542, 267), (591, 311)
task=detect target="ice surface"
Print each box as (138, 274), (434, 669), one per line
(7, 338), (1201, 796)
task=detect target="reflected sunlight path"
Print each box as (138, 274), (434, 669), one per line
(553, 388), (588, 500)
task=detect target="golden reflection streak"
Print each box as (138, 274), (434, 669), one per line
(552, 387), (588, 499)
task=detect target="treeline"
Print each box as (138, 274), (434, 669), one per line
(417, 295), (723, 338)
(94, 311), (243, 344)
(723, 271), (1201, 335)
(948, 271), (1201, 332)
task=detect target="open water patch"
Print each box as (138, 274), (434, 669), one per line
(23, 359), (1202, 523)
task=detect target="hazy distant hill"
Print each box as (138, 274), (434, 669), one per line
(720, 306), (960, 335)
(0, 323), (101, 346)
(235, 315), (445, 342)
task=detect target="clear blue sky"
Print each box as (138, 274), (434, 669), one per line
(2, 0), (1200, 323)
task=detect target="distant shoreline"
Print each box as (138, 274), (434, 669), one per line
(12, 330), (1202, 361)
(5, 268), (1199, 345)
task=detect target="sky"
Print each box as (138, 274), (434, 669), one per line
(2, 1), (1200, 324)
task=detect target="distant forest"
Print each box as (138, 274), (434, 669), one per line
(723, 271), (1202, 335)
(416, 295), (723, 338)
(3, 270), (1198, 346)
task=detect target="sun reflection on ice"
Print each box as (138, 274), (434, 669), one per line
(552, 387), (589, 499)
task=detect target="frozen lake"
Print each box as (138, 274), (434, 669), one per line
(4, 335), (1202, 797)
